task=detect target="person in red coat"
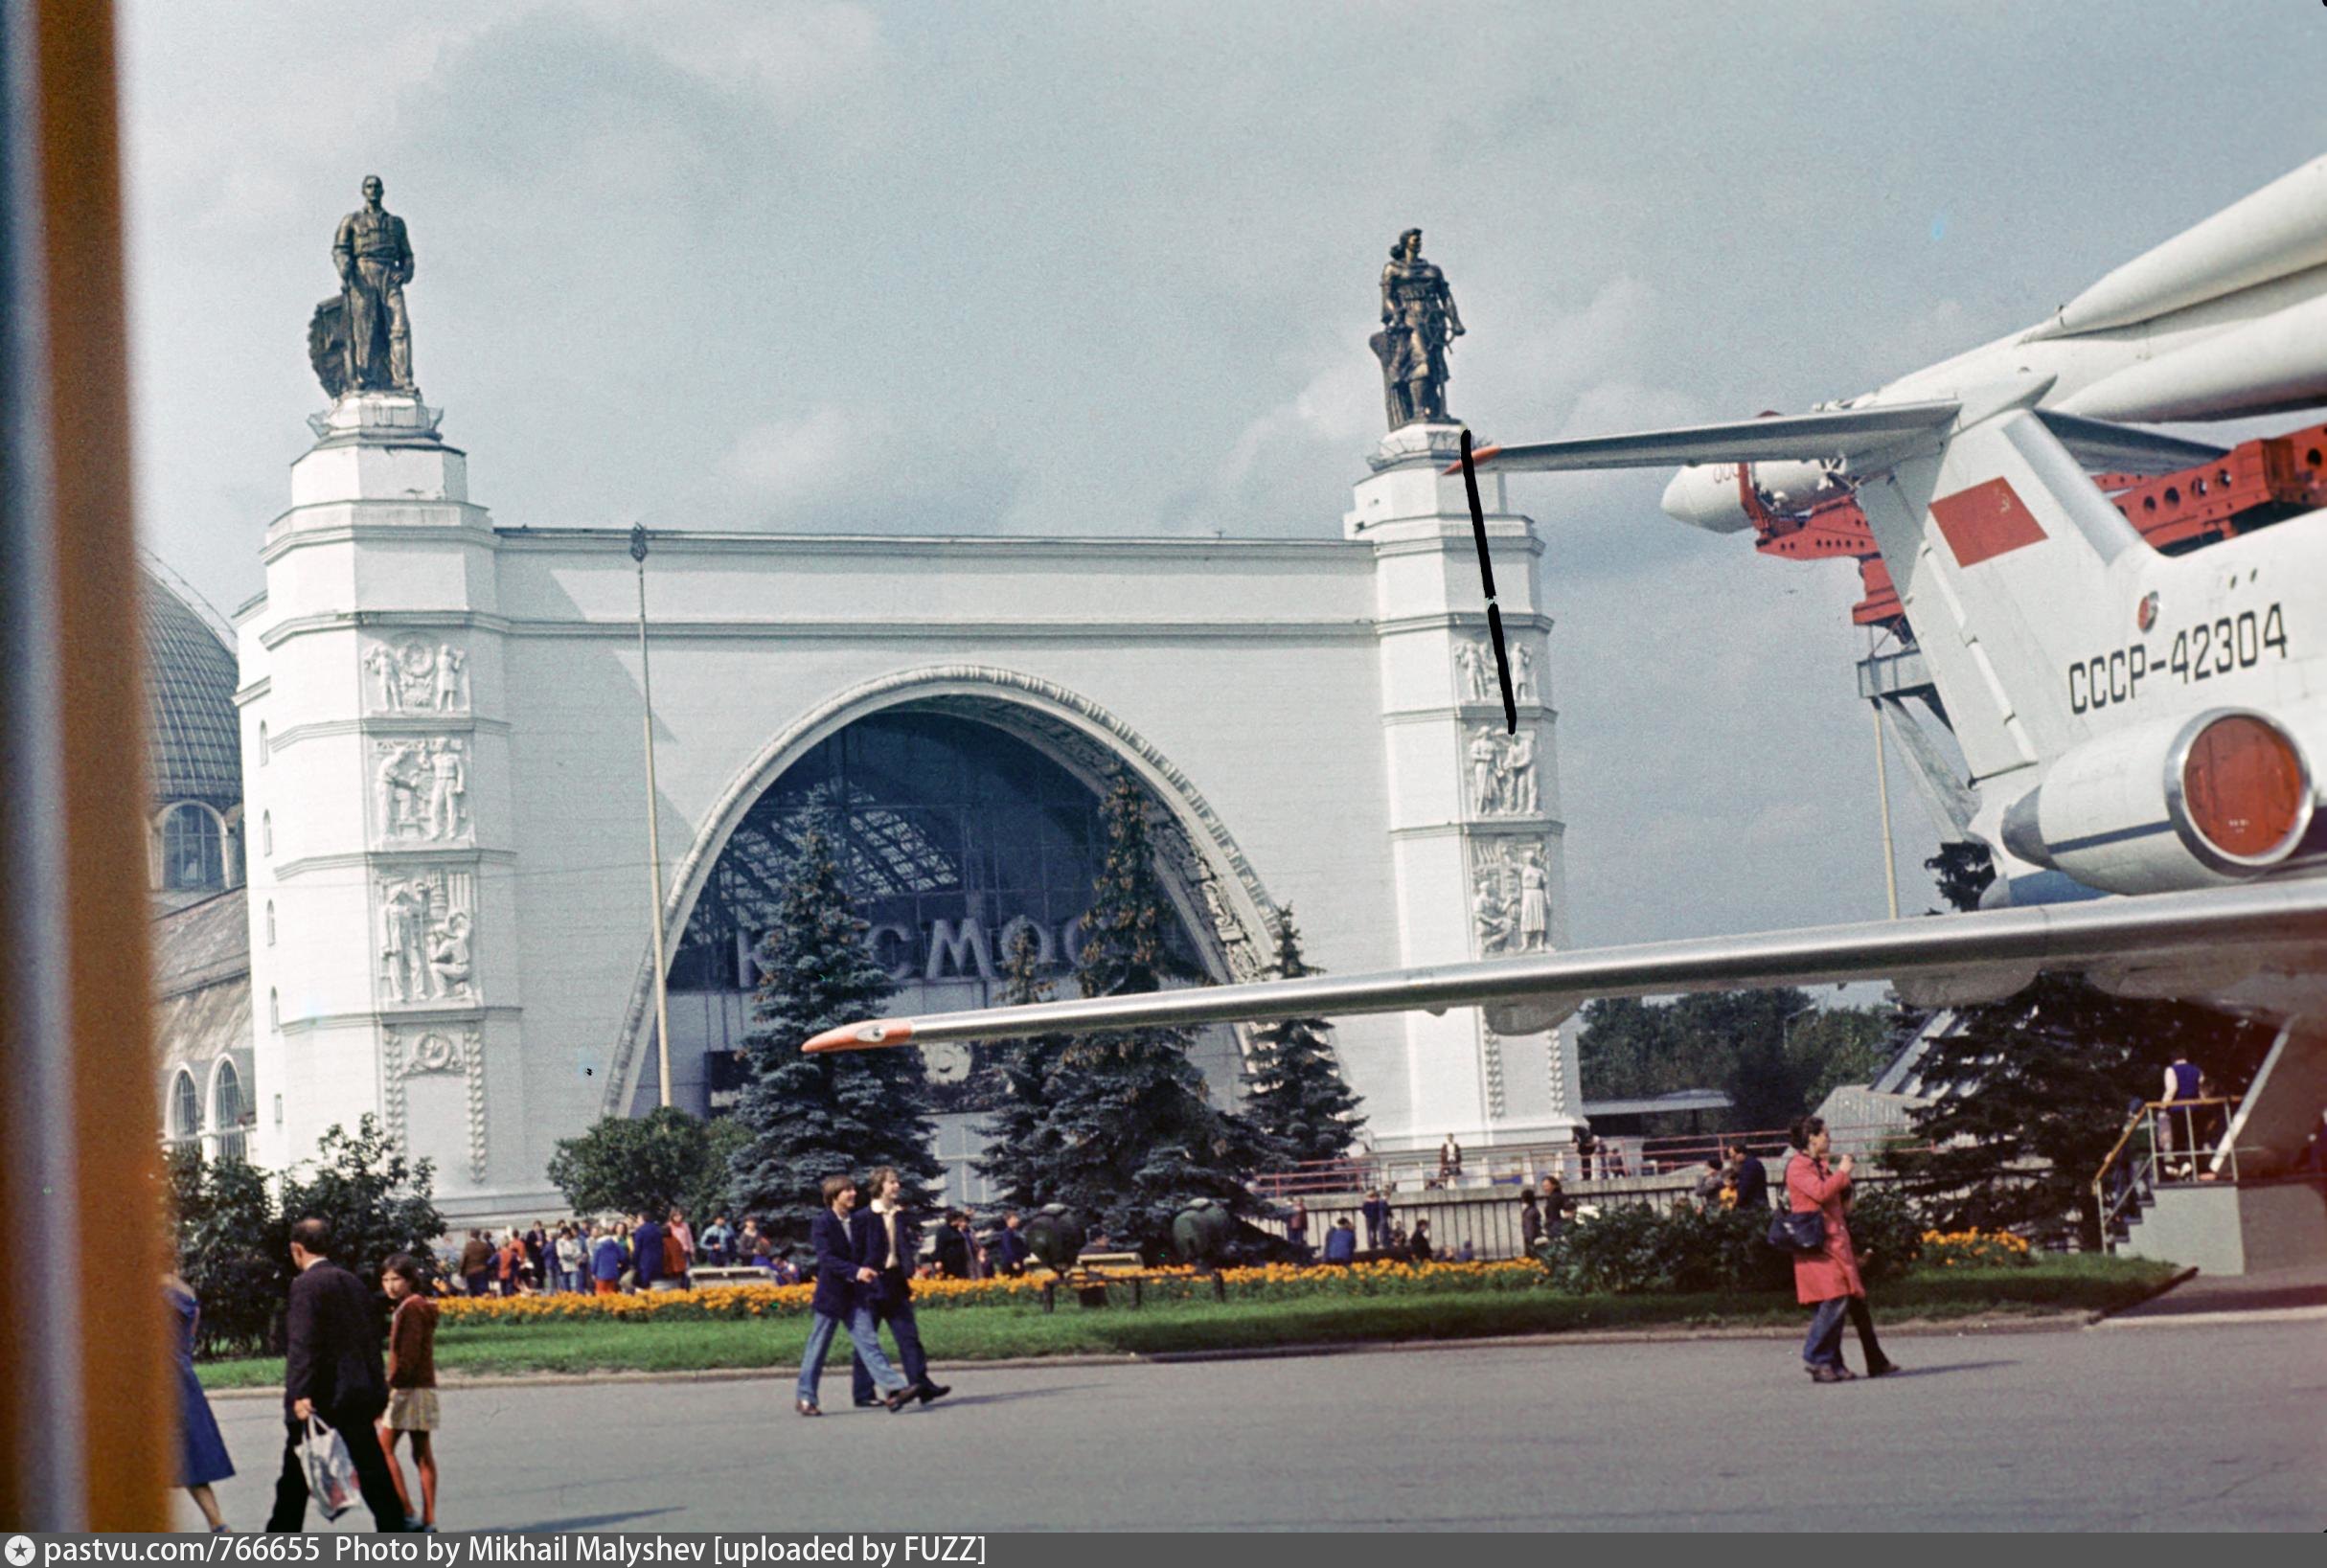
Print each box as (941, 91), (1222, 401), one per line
(1786, 1116), (1896, 1383)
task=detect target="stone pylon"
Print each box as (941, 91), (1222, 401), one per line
(240, 393), (518, 1208)
(1345, 422), (1581, 1147)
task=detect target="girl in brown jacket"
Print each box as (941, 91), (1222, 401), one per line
(377, 1254), (442, 1531)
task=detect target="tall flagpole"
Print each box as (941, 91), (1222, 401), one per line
(632, 525), (674, 1107)
(1873, 702), (1901, 920)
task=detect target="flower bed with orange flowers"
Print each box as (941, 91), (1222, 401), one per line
(1917, 1230), (2035, 1270)
(434, 1259), (1558, 1328)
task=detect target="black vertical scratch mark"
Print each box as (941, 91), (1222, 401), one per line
(1460, 428), (1517, 735)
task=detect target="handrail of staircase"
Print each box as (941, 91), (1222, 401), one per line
(2092, 1097), (2243, 1221)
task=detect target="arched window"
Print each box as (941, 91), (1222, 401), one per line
(269, 989), (280, 1030)
(170, 1070), (201, 1149)
(258, 722), (269, 764)
(265, 900), (276, 945)
(160, 802), (224, 892)
(262, 810), (273, 856)
(212, 1061), (246, 1163)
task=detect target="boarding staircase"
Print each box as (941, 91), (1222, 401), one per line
(2094, 1022), (2327, 1274)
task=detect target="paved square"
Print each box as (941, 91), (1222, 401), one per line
(179, 1316), (2326, 1532)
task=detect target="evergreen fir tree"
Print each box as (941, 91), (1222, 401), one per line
(1038, 775), (1266, 1255)
(1239, 911), (1364, 1169)
(1925, 840), (1997, 914)
(970, 924), (1073, 1213)
(726, 807), (941, 1249)
(1898, 973), (2272, 1242)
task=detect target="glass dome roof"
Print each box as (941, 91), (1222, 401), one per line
(142, 569), (241, 810)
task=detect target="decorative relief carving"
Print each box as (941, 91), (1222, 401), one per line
(381, 1025), (486, 1182)
(377, 867), (477, 1005)
(1467, 725), (1540, 817)
(1481, 1026), (1508, 1121)
(1455, 639), (1490, 704)
(1546, 1027), (1573, 1116)
(1471, 836), (1553, 957)
(1455, 634), (1539, 707)
(408, 1029), (465, 1074)
(373, 736), (469, 844)
(364, 637), (468, 715)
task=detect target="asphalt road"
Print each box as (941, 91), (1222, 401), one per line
(178, 1315), (2326, 1533)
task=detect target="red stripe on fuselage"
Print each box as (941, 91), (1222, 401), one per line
(1929, 477), (2047, 567)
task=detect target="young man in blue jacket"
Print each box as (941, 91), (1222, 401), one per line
(797, 1174), (915, 1417)
(850, 1166), (951, 1409)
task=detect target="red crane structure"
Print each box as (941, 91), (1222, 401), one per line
(1744, 419), (2327, 634)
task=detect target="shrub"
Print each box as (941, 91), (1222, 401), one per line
(169, 1148), (280, 1357)
(170, 1117), (443, 1357)
(1844, 1185), (1924, 1284)
(273, 1118), (445, 1293)
(1538, 1204), (1791, 1296)
(550, 1105), (728, 1220)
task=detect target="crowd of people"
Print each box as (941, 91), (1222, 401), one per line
(425, 1202), (1042, 1302)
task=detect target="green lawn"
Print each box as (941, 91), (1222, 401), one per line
(196, 1256), (2179, 1391)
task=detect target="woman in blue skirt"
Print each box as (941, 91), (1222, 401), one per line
(165, 1274), (235, 1531)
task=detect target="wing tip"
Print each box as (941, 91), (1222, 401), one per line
(803, 1018), (915, 1054)
(1442, 443), (1501, 475)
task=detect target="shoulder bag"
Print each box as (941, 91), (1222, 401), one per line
(1765, 1156), (1826, 1253)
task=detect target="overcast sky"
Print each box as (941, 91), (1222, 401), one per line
(118, 1), (2327, 951)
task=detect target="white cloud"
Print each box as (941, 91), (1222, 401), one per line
(1212, 351), (1379, 496)
(716, 405), (868, 512)
(574, 0), (880, 106)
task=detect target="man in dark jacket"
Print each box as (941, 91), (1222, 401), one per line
(456, 1230), (492, 1297)
(850, 1167), (950, 1408)
(1359, 1189), (1390, 1252)
(795, 1175), (913, 1417)
(932, 1212), (974, 1280)
(992, 1212), (1032, 1276)
(266, 1217), (411, 1532)
(630, 1211), (666, 1291)
(1728, 1144), (1771, 1211)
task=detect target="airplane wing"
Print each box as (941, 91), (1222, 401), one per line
(804, 879), (2327, 1054)
(1453, 400), (1961, 474)
(1457, 401), (2224, 478)
(2028, 411), (2225, 474)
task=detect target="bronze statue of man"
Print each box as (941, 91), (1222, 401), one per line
(330, 174), (417, 396)
(1371, 227), (1464, 428)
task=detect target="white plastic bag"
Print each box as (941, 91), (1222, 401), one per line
(300, 1413), (360, 1519)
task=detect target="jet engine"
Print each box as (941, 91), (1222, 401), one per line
(2000, 708), (2316, 895)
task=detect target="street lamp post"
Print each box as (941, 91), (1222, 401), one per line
(632, 524), (674, 1110)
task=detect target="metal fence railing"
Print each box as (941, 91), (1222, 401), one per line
(2092, 1097), (2245, 1243)
(1250, 1123), (1928, 1201)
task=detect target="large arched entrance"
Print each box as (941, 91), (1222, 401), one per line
(624, 679), (1286, 1202)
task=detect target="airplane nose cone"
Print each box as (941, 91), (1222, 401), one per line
(1661, 465), (1753, 534)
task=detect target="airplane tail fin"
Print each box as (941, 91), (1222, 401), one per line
(1850, 400), (2163, 784)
